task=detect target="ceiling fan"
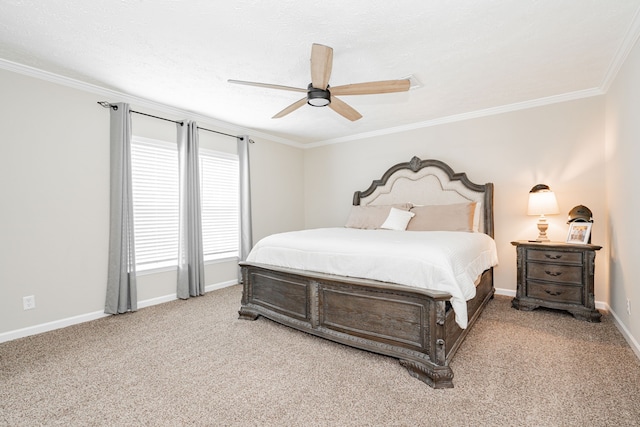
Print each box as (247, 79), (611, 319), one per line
(228, 43), (410, 121)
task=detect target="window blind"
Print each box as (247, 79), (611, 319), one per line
(131, 137), (180, 269)
(200, 149), (239, 259)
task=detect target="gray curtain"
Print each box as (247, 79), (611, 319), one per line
(238, 135), (253, 281)
(177, 121), (205, 299)
(105, 103), (138, 314)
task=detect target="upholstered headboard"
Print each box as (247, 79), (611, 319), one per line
(353, 156), (494, 237)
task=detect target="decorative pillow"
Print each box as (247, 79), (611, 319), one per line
(380, 207), (416, 231)
(406, 202), (477, 232)
(345, 203), (413, 229)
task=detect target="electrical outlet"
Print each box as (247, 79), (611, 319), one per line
(627, 299), (631, 316)
(23, 295), (35, 310)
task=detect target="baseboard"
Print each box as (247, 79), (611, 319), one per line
(205, 280), (238, 293)
(0, 280), (238, 344)
(494, 288), (516, 298)
(605, 304), (640, 361)
(0, 310), (112, 345)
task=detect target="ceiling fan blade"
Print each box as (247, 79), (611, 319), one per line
(329, 96), (362, 121)
(272, 97), (308, 119)
(310, 43), (333, 90)
(228, 79), (306, 93)
(331, 79), (410, 96)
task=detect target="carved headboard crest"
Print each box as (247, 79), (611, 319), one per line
(409, 155), (422, 172)
(352, 156), (494, 237)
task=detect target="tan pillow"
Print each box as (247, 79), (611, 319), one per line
(345, 203), (413, 229)
(406, 202), (477, 232)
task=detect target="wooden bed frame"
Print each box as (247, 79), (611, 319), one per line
(239, 156), (494, 388)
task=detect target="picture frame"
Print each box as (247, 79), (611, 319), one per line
(566, 222), (592, 244)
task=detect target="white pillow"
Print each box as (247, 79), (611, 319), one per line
(380, 207), (415, 231)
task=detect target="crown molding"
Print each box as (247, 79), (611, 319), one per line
(600, 6), (640, 93)
(0, 57), (613, 150)
(306, 87), (604, 148)
(0, 58), (305, 149)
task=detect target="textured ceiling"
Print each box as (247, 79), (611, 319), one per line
(1, 0), (639, 145)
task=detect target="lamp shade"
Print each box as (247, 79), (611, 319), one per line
(527, 185), (559, 216)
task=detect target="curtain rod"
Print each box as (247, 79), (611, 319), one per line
(97, 101), (253, 142)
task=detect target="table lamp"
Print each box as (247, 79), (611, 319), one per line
(527, 184), (559, 242)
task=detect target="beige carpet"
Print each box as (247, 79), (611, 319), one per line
(1, 285), (639, 426)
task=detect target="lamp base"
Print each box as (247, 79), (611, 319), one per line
(535, 216), (550, 242)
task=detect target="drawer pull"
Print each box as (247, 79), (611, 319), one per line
(544, 270), (562, 277)
(544, 254), (562, 260)
(545, 289), (563, 297)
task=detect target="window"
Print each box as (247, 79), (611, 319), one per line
(130, 136), (239, 271)
(131, 137), (179, 270)
(199, 148), (239, 261)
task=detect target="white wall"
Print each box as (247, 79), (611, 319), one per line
(248, 136), (305, 242)
(0, 68), (304, 338)
(605, 36), (640, 349)
(303, 97), (608, 304)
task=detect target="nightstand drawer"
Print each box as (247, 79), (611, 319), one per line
(527, 250), (583, 265)
(527, 281), (583, 304)
(527, 263), (582, 284)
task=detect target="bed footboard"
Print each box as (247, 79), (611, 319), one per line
(239, 262), (494, 389)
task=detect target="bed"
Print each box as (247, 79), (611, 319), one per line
(238, 156), (496, 388)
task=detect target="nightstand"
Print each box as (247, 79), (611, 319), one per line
(511, 241), (602, 322)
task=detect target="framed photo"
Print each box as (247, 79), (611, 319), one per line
(566, 222), (592, 244)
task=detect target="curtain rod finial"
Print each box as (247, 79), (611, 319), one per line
(97, 101), (118, 110)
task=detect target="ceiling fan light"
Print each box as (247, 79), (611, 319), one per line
(307, 85), (331, 107)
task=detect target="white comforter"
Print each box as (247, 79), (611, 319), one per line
(246, 228), (499, 328)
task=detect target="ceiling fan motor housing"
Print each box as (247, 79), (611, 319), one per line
(307, 83), (331, 107)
